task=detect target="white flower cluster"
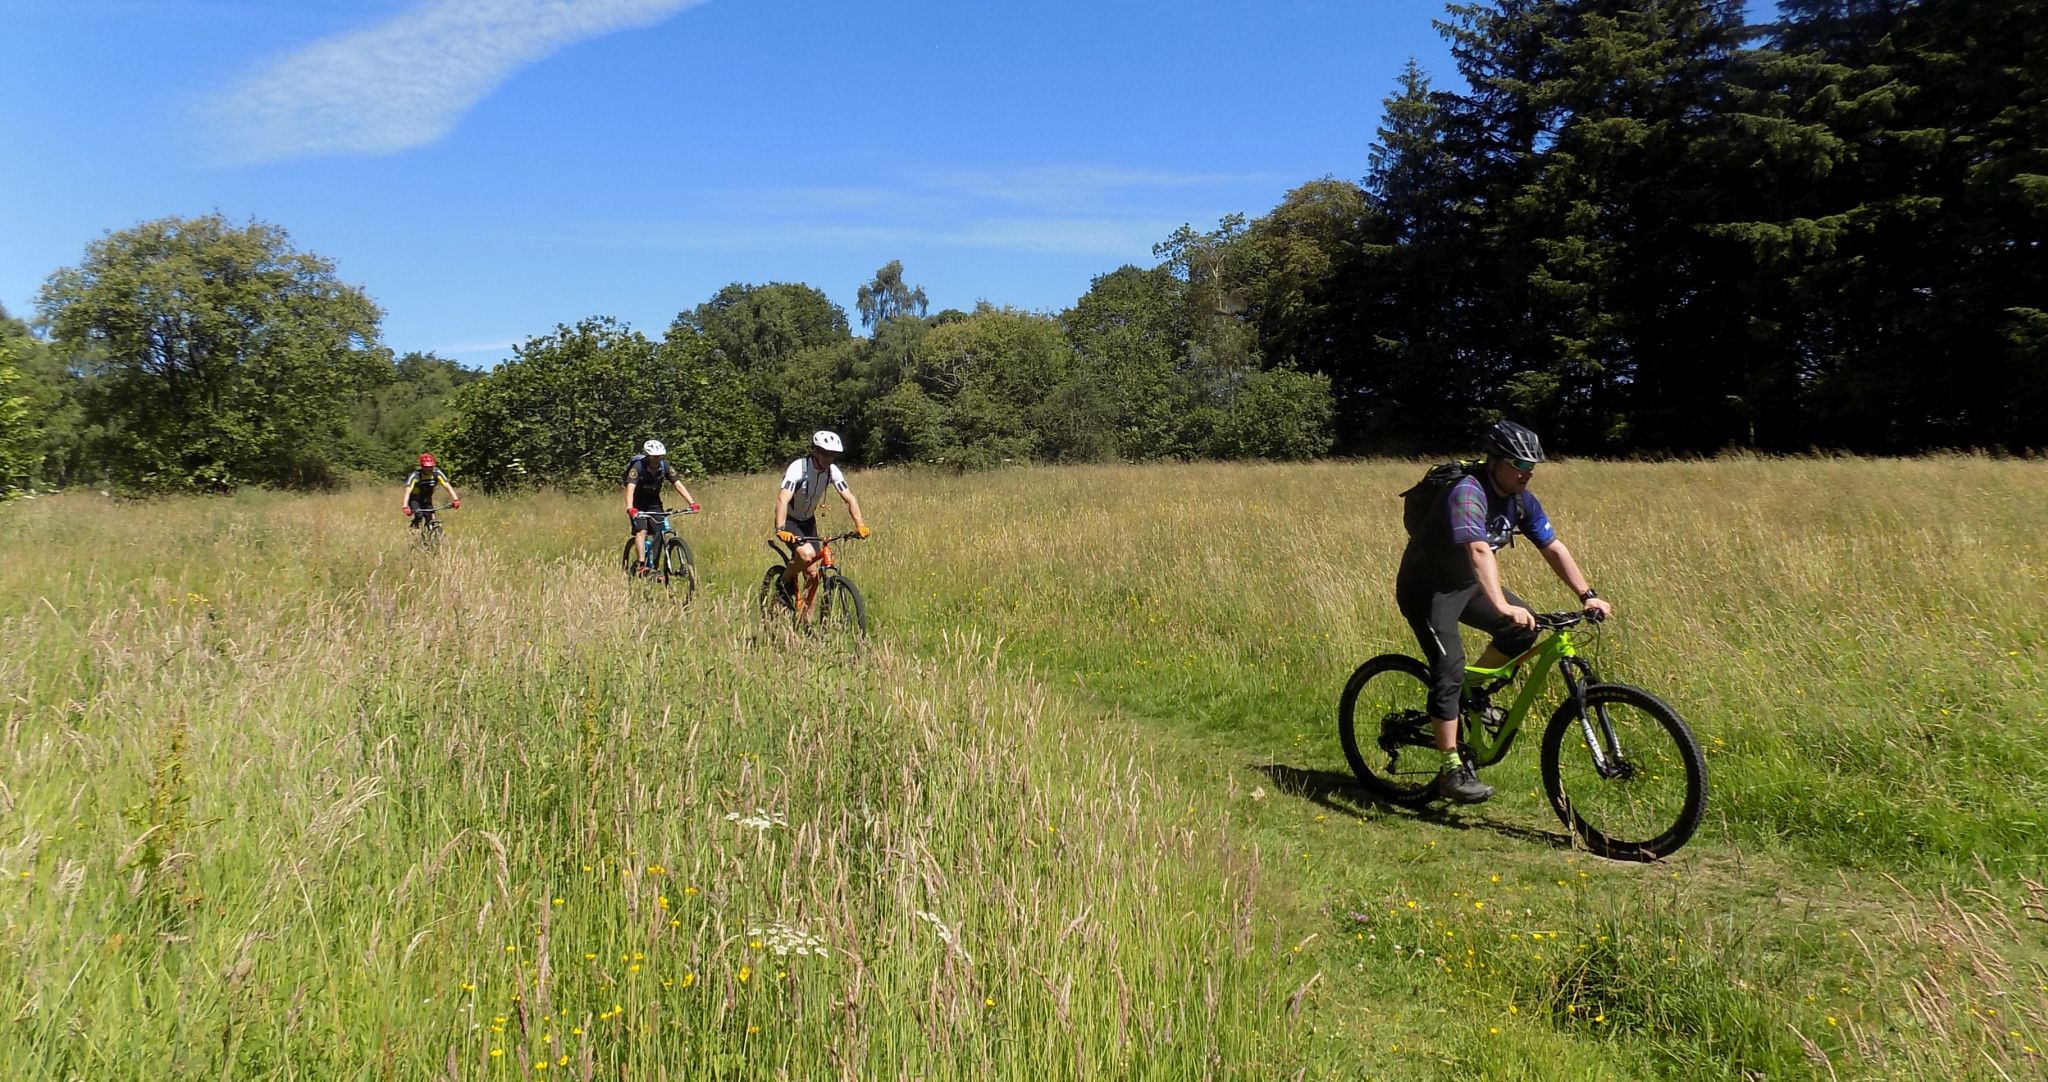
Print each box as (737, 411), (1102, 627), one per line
(723, 808), (788, 832)
(750, 922), (829, 959)
(914, 910), (973, 964)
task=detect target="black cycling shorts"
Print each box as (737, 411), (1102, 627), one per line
(1395, 579), (1541, 721)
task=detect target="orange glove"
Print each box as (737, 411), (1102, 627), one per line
(855, 524), (871, 539)
(775, 530), (797, 545)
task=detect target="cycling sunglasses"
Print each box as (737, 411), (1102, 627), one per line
(1510, 457), (1538, 471)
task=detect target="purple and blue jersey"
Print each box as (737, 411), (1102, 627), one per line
(1399, 474), (1555, 588)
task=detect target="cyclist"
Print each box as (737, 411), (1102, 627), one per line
(1396, 420), (1612, 803)
(399, 453), (458, 528)
(624, 439), (700, 572)
(773, 430), (870, 609)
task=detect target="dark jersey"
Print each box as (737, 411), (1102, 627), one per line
(624, 455), (675, 510)
(1398, 474), (1555, 588)
(405, 468), (450, 505)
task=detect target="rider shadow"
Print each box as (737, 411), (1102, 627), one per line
(1254, 763), (1574, 850)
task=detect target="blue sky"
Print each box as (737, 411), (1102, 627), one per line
(2, 0), (1456, 367)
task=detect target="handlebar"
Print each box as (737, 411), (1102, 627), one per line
(633, 509), (696, 518)
(1534, 609), (1605, 629)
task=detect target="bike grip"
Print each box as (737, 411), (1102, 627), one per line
(402, 506), (412, 516)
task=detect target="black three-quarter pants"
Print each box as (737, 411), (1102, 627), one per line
(1395, 579), (1542, 721)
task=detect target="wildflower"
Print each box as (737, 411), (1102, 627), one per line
(683, 885), (699, 897)
(490, 1049), (503, 1058)
(739, 966), (752, 983)
(647, 864), (665, 875)
(681, 972), (697, 989)
(461, 982), (474, 992)
(552, 897), (564, 907)
(985, 997), (996, 1007)
(658, 896), (668, 909)
(724, 809), (787, 832)
(584, 953), (596, 961)
(558, 1055), (570, 1066)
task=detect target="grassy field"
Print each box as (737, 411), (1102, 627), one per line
(2, 457), (2045, 1080)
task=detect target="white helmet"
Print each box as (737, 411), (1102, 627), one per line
(642, 439), (667, 457)
(811, 430), (844, 453)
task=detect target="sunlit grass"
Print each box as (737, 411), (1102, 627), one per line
(1, 455), (2044, 1079)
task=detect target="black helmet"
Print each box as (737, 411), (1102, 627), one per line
(1486, 420), (1546, 464)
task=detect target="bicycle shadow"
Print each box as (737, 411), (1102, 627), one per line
(1254, 762), (1574, 850)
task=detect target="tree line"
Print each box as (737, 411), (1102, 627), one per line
(2, 0), (2039, 495)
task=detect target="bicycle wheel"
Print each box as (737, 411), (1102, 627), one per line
(621, 539), (643, 580)
(662, 537), (697, 604)
(816, 574), (867, 636)
(757, 565), (795, 625)
(1540, 683), (1707, 861)
(1336, 654), (1441, 806)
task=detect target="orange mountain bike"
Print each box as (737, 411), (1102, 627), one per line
(757, 531), (866, 636)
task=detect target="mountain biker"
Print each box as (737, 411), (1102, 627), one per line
(773, 430), (870, 609)
(1396, 420), (1613, 804)
(624, 439), (699, 571)
(400, 453), (458, 527)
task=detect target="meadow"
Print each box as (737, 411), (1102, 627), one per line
(2, 457), (2044, 1080)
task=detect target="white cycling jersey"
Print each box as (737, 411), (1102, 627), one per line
(781, 455), (847, 521)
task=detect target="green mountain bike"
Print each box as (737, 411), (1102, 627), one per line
(1338, 611), (1707, 861)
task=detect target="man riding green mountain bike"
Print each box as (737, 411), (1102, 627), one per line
(1397, 420), (1612, 804)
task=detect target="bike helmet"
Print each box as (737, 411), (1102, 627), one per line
(419, 453), (436, 468)
(1485, 420), (1546, 464)
(643, 439), (667, 457)
(811, 430), (844, 454)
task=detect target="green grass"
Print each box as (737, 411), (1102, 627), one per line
(2, 457), (2044, 1079)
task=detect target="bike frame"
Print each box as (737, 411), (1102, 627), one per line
(770, 532), (856, 616)
(638, 513), (672, 569)
(1458, 620), (1603, 769)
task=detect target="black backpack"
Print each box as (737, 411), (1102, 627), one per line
(1399, 460), (1483, 537)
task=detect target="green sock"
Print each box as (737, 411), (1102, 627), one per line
(1440, 748), (1464, 773)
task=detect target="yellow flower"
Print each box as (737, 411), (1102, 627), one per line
(657, 896), (668, 908)
(461, 982), (474, 992)
(629, 964), (641, 973)
(985, 997), (996, 1007)
(738, 966), (752, 983)
(559, 1055), (570, 1066)
(552, 897), (564, 906)
(490, 1049), (503, 1058)
(571, 1028), (583, 1036)
(584, 953), (596, 961)
(683, 885), (699, 897)
(647, 864), (665, 875)
(747, 1025), (760, 1034)
(681, 972), (697, 989)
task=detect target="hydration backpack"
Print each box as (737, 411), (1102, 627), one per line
(1399, 460), (1483, 537)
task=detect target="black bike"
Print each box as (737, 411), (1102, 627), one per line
(410, 506), (451, 551)
(622, 510), (698, 602)
(757, 531), (866, 635)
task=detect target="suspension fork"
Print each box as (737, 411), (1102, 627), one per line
(1559, 656), (1626, 778)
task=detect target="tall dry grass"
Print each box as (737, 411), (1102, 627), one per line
(1, 455), (2044, 1079)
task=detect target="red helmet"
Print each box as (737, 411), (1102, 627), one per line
(420, 453), (437, 468)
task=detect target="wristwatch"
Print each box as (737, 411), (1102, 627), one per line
(1578, 588), (1599, 602)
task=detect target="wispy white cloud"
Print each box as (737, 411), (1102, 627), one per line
(556, 164), (1262, 259)
(590, 215), (1184, 258)
(204, 0), (709, 164)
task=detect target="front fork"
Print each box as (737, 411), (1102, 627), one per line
(1558, 657), (1628, 778)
